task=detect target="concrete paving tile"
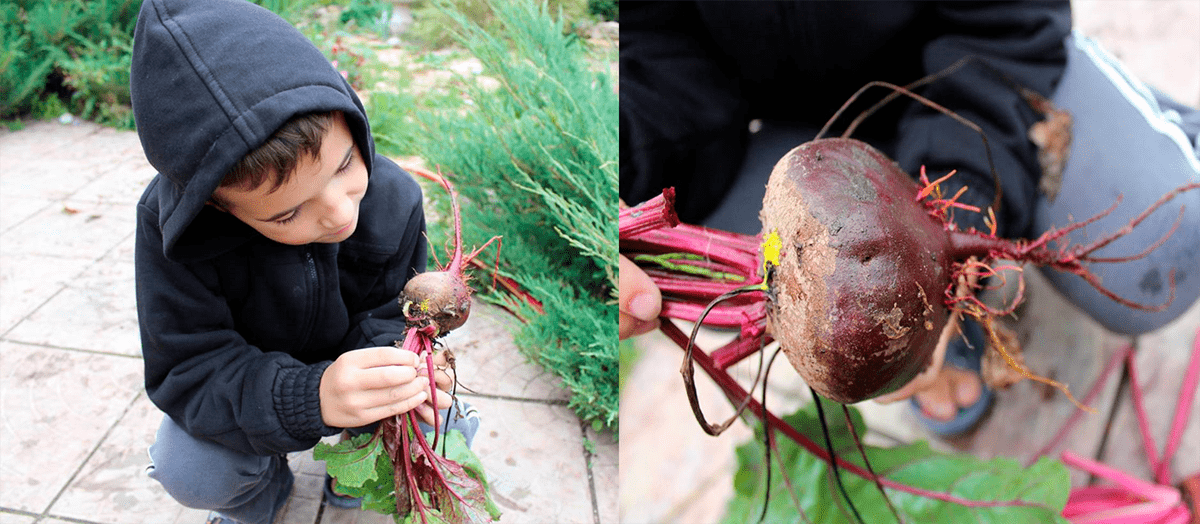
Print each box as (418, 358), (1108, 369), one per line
(467, 395), (593, 524)
(102, 231), (137, 265)
(619, 327), (752, 524)
(1096, 299), (1200, 485)
(1072, 0), (1200, 107)
(0, 341), (143, 514)
(274, 490), (322, 524)
(440, 302), (570, 402)
(0, 121), (144, 174)
(0, 254), (92, 334)
(319, 506), (396, 524)
(6, 259), (139, 357)
(0, 121), (99, 165)
(585, 425), (617, 524)
(0, 200), (135, 260)
(0, 158), (107, 202)
(70, 157), (157, 206)
(48, 394), (208, 524)
(0, 513), (37, 524)
(0, 195), (52, 233)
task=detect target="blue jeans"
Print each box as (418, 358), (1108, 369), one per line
(147, 400), (480, 524)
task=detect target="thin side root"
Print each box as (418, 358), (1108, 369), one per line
(681, 285), (769, 436)
(974, 312), (1096, 414)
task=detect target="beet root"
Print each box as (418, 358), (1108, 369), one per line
(761, 138), (956, 403)
(400, 270), (472, 335)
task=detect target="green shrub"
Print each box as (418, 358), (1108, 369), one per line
(1, 0), (140, 128)
(587, 0), (616, 21)
(409, 0), (618, 431)
(407, 0), (589, 49)
(0, 0), (314, 128)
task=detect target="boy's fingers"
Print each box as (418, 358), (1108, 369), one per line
(364, 389), (428, 422)
(430, 389), (453, 410)
(414, 403), (437, 426)
(433, 370), (453, 390)
(357, 365), (418, 390)
(350, 346), (420, 369)
(619, 256), (662, 340)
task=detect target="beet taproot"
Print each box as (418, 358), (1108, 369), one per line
(398, 170), (499, 338)
(762, 138), (974, 403)
(400, 271), (472, 334)
(761, 136), (1196, 404)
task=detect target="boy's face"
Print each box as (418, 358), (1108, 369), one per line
(214, 112), (368, 245)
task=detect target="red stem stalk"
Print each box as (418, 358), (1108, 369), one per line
(620, 188), (680, 237)
(660, 320), (1049, 510)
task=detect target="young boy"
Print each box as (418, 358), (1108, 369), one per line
(130, 1), (477, 522)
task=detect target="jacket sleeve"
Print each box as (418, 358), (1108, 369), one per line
(137, 196), (341, 456)
(893, 1), (1071, 238)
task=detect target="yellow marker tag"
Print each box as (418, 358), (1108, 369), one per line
(761, 230), (782, 273)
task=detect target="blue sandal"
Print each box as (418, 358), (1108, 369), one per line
(911, 318), (994, 437)
(324, 473), (362, 509)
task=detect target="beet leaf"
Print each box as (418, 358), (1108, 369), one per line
(315, 429), (500, 523)
(723, 404), (1071, 523)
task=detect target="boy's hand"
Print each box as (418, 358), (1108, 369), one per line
(319, 346), (452, 428)
(619, 255), (662, 339)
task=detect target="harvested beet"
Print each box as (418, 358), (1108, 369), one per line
(401, 270), (472, 334)
(399, 170), (499, 338)
(762, 138), (955, 403)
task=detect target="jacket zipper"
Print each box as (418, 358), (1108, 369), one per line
(297, 248), (320, 351)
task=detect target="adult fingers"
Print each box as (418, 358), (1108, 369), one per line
(619, 255), (662, 340)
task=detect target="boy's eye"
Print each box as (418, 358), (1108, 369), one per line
(336, 154), (354, 173)
(274, 211), (298, 224)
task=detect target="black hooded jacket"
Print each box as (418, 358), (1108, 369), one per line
(131, 0), (426, 455)
(620, 1), (1071, 238)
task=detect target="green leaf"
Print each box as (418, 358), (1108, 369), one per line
(421, 429), (502, 523)
(313, 427), (499, 523)
(314, 432), (386, 489)
(722, 403), (1071, 524)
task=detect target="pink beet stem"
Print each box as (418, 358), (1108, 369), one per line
(1156, 328), (1200, 485)
(1060, 451), (1180, 503)
(435, 168), (466, 276)
(661, 320), (1051, 510)
(1126, 350), (1162, 477)
(619, 188), (679, 237)
(1029, 345), (1132, 465)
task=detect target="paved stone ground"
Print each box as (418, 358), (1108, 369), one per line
(0, 121), (616, 523)
(620, 1), (1200, 522)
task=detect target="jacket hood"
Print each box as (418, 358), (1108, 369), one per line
(131, 0), (375, 260)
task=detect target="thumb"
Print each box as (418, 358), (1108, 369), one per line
(619, 256), (661, 321)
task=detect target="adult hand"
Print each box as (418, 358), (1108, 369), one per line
(619, 255), (662, 339)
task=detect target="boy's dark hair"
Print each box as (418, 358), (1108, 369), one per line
(218, 111), (335, 197)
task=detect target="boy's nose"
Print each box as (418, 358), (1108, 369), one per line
(319, 192), (353, 229)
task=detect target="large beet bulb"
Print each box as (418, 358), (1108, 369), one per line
(761, 138), (956, 403)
